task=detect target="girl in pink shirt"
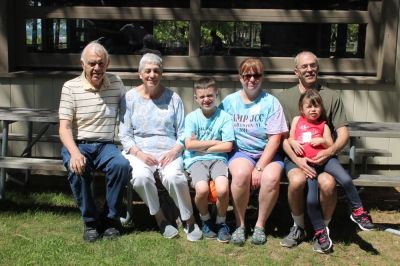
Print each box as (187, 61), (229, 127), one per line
(288, 89), (375, 253)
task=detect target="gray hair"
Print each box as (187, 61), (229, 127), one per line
(139, 53), (163, 73)
(294, 51), (319, 68)
(80, 41), (109, 63)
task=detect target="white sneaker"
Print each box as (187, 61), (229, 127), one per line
(184, 223), (202, 242)
(159, 221), (179, 239)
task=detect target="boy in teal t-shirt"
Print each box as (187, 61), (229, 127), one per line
(183, 78), (235, 243)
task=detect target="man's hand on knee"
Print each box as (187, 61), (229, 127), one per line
(293, 157), (317, 178)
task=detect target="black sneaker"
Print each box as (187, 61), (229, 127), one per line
(83, 221), (101, 242)
(102, 218), (122, 239)
(280, 225), (307, 248)
(312, 228), (332, 254)
(202, 219), (217, 239)
(350, 211), (376, 231)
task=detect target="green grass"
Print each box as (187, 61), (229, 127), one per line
(0, 177), (399, 266)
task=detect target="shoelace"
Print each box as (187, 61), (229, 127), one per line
(361, 212), (372, 222)
(353, 207), (365, 216)
(289, 226), (299, 238)
(219, 224), (229, 233)
(203, 221), (213, 232)
(315, 230), (327, 244)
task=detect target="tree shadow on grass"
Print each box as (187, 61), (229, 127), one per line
(0, 197), (79, 214)
(328, 201), (381, 255)
(3, 175), (399, 243)
(123, 203), (158, 233)
(330, 224), (380, 255)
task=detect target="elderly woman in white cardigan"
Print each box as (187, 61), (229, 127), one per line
(119, 53), (202, 241)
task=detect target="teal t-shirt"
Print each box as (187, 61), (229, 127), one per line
(220, 90), (288, 159)
(183, 108), (235, 168)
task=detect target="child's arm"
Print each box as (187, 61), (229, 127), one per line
(206, 141), (233, 153)
(288, 116), (305, 156)
(185, 135), (232, 153)
(184, 113), (218, 151)
(310, 124), (334, 148)
(185, 134), (220, 151)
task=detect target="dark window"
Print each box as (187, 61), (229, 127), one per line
(5, 0), (395, 82)
(26, 19), (189, 55)
(200, 22), (366, 58)
(201, 0), (368, 10)
(28, 0), (190, 7)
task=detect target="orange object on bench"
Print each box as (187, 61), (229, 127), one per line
(208, 180), (217, 203)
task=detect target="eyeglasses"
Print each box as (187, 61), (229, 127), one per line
(241, 73), (263, 81)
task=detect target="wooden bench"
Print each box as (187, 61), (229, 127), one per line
(353, 174), (400, 187)
(0, 156), (175, 224)
(339, 148), (392, 172)
(2, 155), (399, 189)
(0, 133), (122, 145)
(1, 155), (399, 226)
(0, 133), (61, 143)
(0, 157), (65, 172)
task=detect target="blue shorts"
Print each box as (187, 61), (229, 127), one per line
(228, 150), (284, 169)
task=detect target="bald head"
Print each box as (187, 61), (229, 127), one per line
(294, 51), (318, 69)
(294, 51), (319, 90)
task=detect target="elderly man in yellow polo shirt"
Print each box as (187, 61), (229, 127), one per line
(59, 41), (131, 242)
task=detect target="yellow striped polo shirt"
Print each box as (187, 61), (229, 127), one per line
(59, 72), (127, 141)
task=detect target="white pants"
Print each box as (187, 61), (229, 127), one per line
(123, 153), (193, 221)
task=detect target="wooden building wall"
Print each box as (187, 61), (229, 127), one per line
(1, 75), (400, 166)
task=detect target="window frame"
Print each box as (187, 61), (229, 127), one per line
(2, 0), (398, 83)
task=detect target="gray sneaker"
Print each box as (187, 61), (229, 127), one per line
(312, 227), (332, 254)
(159, 220), (179, 239)
(280, 225), (306, 248)
(184, 223), (202, 242)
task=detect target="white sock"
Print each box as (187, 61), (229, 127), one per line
(324, 218), (331, 227)
(200, 213), (211, 221)
(292, 213), (305, 229)
(216, 215), (226, 224)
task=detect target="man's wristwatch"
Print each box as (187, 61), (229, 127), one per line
(255, 165), (262, 172)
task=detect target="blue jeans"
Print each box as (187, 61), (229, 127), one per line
(307, 157), (362, 231)
(61, 143), (131, 223)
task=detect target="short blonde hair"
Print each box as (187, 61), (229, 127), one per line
(194, 77), (217, 91)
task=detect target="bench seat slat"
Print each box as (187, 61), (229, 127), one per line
(353, 174), (400, 187)
(1, 158), (399, 187)
(0, 157), (65, 171)
(339, 148), (392, 157)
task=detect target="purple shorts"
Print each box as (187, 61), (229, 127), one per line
(228, 150), (284, 169)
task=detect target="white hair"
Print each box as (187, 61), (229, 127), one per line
(80, 41), (109, 63)
(139, 53), (163, 73)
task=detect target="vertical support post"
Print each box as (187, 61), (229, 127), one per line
(188, 0), (200, 57)
(0, 120), (9, 200)
(24, 122), (33, 184)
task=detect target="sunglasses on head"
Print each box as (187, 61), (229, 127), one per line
(241, 73), (262, 81)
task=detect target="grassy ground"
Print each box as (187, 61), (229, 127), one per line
(0, 174), (399, 266)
